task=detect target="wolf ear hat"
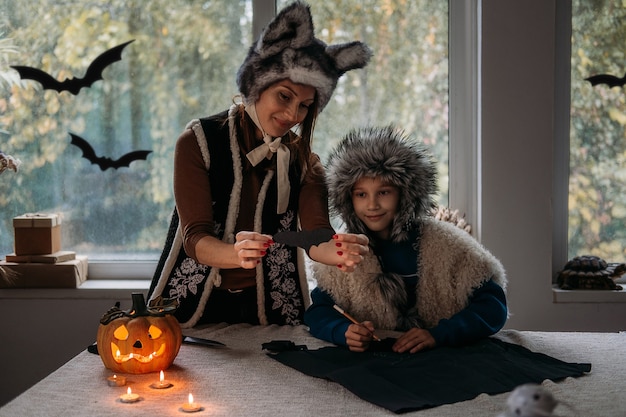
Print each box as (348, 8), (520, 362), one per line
(236, 1), (372, 112)
(326, 126), (439, 243)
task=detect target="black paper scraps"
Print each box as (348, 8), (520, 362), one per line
(11, 40), (134, 95)
(273, 228), (335, 252)
(268, 338), (591, 414)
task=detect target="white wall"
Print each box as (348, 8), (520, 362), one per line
(0, 295), (138, 407)
(481, 0), (626, 331)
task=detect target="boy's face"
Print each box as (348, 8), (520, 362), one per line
(351, 176), (400, 240)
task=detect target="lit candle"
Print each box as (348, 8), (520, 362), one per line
(107, 374), (126, 387)
(180, 393), (202, 413)
(119, 386), (140, 403)
(150, 370), (173, 389)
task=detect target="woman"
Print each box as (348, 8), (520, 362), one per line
(149, 1), (372, 328)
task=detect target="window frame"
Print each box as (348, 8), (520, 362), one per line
(90, 0), (479, 280)
(449, 0), (481, 242)
(552, 0), (571, 278)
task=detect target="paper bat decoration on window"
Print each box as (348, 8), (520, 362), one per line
(11, 40), (134, 95)
(69, 133), (152, 171)
(585, 72), (626, 88)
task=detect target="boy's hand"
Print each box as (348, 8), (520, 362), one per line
(345, 321), (376, 352)
(392, 328), (436, 353)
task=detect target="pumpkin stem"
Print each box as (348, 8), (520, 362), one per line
(130, 293), (149, 316)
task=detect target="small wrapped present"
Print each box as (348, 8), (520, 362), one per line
(13, 213), (62, 255)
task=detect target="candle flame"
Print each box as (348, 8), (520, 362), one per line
(127, 387), (132, 395)
(116, 350), (120, 358)
(188, 393), (194, 404)
(160, 370), (164, 382)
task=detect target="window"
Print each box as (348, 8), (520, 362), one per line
(0, 0), (472, 278)
(567, 0), (626, 261)
(277, 0), (450, 226)
(1, 0), (254, 264)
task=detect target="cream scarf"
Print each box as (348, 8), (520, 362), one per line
(244, 103), (291, 214)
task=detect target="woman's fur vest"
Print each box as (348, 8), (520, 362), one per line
(314, 126), (507, 330)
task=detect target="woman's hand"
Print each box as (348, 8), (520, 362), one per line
(233, 231), (274, 269)
(308, 233), (369, 272)
(345, 321), (377, 352)
(392, 328), (436, 353)
(334, 233), (369, 271)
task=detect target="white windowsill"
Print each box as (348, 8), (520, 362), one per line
(552, 286), (626, 303)
(3, 262), (625, 303)
(0, 280), (150, 300)
(4, 282), (626, 303)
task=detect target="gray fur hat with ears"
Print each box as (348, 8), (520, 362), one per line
(326, 126), (439, 243)
(236, 1), (372, 112)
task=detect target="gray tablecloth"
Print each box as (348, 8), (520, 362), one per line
(1, 324), (624, 417)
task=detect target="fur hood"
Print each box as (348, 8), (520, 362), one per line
(325, 126), (438, 243)
(236, 1), (372, 112)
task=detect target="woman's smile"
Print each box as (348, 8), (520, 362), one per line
(255, 80), (316, 138)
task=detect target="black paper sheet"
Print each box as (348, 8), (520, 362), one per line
(268, 338), (591, 414)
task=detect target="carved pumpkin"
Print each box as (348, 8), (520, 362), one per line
(97, 293), (182, 374)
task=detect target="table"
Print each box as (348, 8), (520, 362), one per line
(1, 324), (624, 416)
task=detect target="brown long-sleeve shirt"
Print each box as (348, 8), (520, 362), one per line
(173, 122), (332, 290)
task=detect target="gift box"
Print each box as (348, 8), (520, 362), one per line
(13, 213), (62, 255)
(0, 256), (88, 288)
(4, 250), (76, 264)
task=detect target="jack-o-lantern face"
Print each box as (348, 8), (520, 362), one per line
(97, 293), (182, 374)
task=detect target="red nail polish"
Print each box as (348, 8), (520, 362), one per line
(337, 251), (343, 256)
(337, 264), (343, 269)
(260, 251), (266, 256)
(333, 234), (338, 240)
(335, 242), (342, 247)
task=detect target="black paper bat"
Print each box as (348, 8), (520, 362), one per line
(69, 133), (152, 171)
(11, 40), (134, 95)
(585, 72), (626, 88)
(273, 228), (335, 253)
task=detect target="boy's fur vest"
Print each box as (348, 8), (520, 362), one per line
(312, 218), (507, 330)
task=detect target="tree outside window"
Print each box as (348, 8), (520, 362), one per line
(569, 0), (626, 260)
(0, 0), (448, 262)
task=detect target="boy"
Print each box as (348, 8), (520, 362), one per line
(304, 126), (508, 353)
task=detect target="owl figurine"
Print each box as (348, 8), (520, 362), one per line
(497, 384), (558, 417)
